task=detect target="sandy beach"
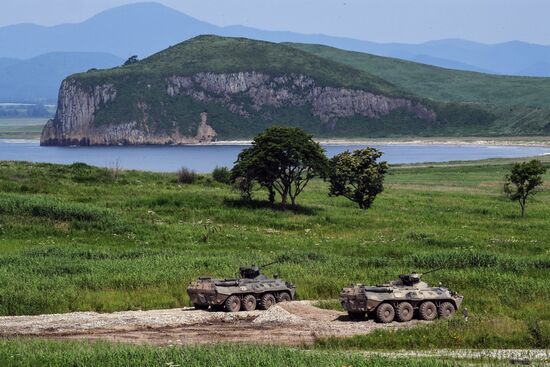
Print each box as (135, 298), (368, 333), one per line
(207, 137), (550, 147)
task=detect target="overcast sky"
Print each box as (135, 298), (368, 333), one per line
(2, 0), (549, 44)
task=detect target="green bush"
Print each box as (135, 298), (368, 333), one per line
(177, 167), (196, 184)
(212, 166), (231, 184)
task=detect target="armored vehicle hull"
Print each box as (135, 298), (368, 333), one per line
(340, 272), (463, 323)
(187, 265), (296, 312)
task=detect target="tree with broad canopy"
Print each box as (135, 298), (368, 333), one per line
(231, 127), (328, 207)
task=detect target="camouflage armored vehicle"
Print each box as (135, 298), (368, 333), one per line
(340, 269), (463, 323)
(187, 262), (296, 312)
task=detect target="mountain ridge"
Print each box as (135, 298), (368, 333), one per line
(0, 52), (123, 103)
(2, 2), (550, 77)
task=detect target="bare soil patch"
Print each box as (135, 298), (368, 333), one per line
(0, 301), (424, 346)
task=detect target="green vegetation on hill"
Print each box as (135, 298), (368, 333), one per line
(290, 43), (550, 108)
(80, 35), (402, 97)
(0, 157), (549, 348)
(291, 43), (550, 135)
(61, 35), (511, 139)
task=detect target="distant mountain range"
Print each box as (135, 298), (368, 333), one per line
(0, 53), (122, 103)
(1, 2), (550, 80)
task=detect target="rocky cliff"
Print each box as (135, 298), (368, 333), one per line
(41, 79), (220, 146)
(41, 71), (435, 146)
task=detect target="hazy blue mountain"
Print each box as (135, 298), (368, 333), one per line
(0, 3), (217, 60)
(0, 52), (123, 103)
(0, 58), (19, 69)
(1, 2), (550, 77)
(518, 61), (550, 77)
(408, 55), (490, 74)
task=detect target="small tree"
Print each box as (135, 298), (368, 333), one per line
(328, 148), (388, 209)
(504, 159), (547, 217)
(231, 127), (328, 207)
(123, 55), (139, 66)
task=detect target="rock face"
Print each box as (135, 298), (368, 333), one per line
(41, 72), (435, 146)
(166, 72), (436, 122)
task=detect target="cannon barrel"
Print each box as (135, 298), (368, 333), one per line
(421, 267), (444, 276)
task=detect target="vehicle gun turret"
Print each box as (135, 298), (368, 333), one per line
(239, 261), (280, 279)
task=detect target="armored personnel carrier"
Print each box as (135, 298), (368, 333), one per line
(187, 262), (296, 312)
(340, 269), (463, 323)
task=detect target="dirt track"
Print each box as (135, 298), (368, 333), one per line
(0, 301), (425, 346)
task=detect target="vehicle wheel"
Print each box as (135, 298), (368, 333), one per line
(348, 312), (366, 321)
(277, 292), (291, 303)
(193, 303), (209, 310)
(224, 295), (241, 312)
(396, 302), (414, 322)
(259, 293), (276, 310)
(241, 295), (257, 311)
(438, 302), (456, 318)
(419, 301), (437, 321)
(376, 303), (395, 323)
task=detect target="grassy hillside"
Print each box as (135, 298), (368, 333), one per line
(60, 35), (511, 139)
(0, 157), (549, 349)
(291, 43), (550, 135)
(78, 35), (403, 97)
(290, 43), (550, 108)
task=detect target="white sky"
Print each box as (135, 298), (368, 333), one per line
(1, 0), (549, 44)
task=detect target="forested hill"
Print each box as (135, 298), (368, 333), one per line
(42, 36), (548, 146)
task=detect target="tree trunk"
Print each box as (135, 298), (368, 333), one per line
(520, 198), (526, 217)
(280, 186), (289, 209)
(268, 186), (275, 205)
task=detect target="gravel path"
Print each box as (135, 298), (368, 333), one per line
(0, 301), (421, 346)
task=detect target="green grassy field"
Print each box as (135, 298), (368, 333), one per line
(0, 157), (549, 352)
(0, 118), (47, 139)
(0, 339), (465, 367)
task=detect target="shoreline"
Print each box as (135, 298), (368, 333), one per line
(2, 137), (550, 147)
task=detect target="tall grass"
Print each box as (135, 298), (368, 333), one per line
(0, 192), (113, 222)
(0, 339), (459, 367)
(0, 159), (549, 348)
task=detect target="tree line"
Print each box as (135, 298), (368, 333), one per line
(177, 126), (546, 216)
(230, 126), (388, 210)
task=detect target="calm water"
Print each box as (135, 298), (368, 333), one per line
(1, 140), (549, 173)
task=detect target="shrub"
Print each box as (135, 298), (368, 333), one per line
(212, 166), (231, 184)
(177, 167), (196, 184)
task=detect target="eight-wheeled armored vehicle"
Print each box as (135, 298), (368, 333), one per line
(187, 262), (296, 312)
(340, 269), (463, 323)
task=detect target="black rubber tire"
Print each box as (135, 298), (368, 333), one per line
(277, 292), (292, 303)
(348, 312), (366, 321)
(259, 293), (276, 310)
(241, 294), (257, 311)
(438, 302), (456, 319)
(396, 302), (414, 322)
(419, 301), (437, 321)
(376, 303), (395, 323)
(224, 295), (241, 313)
(193, 303), (209, 310)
